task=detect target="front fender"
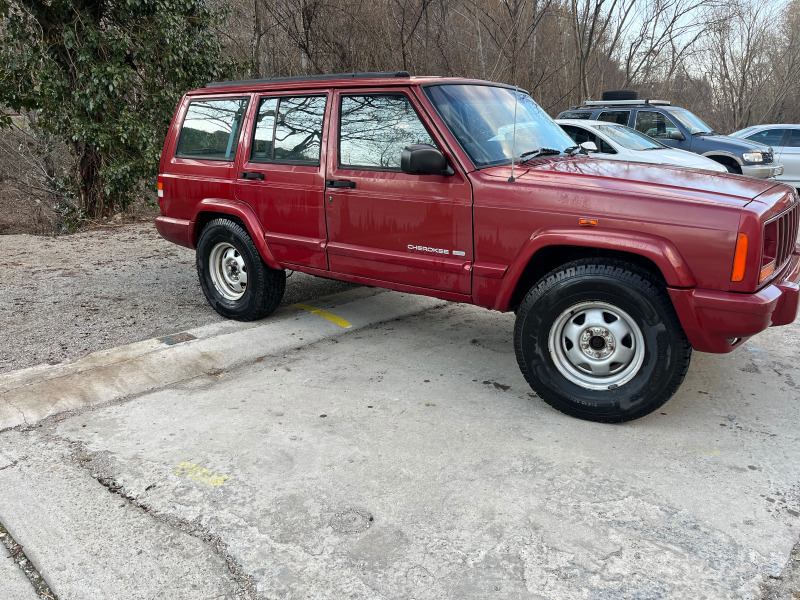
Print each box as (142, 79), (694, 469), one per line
(193, 198), (281, 270)
(493, 227), (697, 311)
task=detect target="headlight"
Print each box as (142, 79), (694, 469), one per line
(743, 152), (764, 163)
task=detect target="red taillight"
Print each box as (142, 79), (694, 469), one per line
(157, 175), (165, 214)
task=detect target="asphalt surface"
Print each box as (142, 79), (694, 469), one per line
(1, 289), (799, 599)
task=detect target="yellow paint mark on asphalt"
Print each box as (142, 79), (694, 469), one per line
(173, 462), (230, 486)
(292, 303), (351, 328)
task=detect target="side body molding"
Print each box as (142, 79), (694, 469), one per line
(193, 198), (281, 270)
(492, 227), (698, 311)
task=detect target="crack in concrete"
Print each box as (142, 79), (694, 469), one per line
(0, 519), (59, 599)
(0, 393), (29, 431)
(61, 436), (261, 600)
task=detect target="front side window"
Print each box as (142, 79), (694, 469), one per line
(425, 84), (574, 168)
(339, 95), (436, 170)
(634, 110), (679, 139)
(598, 110), (630, 126)
(250, 95), (326, 164)
(595, 124), (664, 150)
(745, 129), (787, 148)
(786, 129), (800, 148)
(176, 98), (248, 161)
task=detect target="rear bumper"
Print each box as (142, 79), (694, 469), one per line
(669, 250), (800, 353)
(154, 216), (194, 249)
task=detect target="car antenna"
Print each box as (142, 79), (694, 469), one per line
(508, 84), (519, 183)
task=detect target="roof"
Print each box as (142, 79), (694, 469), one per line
(187, 74), (518, 96)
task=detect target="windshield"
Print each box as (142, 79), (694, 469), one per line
(594, 124), (664, 150)
(667, 107), (713, 135)
(424, 84), (575, 168)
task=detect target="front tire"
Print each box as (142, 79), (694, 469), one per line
(196, 218), (285, 321)
(514, 259), (691, 422)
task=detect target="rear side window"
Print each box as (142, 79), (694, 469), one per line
(598, 110), (630, 125)
(251, 95), (327, 164)
(559, 111), (592, 119)
(339, 94), (436, 170)
(744, 129), (787, 147)
(175, 98), (248, 161)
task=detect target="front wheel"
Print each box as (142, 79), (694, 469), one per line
(196, 218), (285, 321)
(514, 259), (692, 422)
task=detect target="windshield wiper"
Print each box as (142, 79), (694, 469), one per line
(517, 147), (561, 162)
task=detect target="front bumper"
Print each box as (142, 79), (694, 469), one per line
(741, 162), (785, 179)
(668, 249), (800, 353)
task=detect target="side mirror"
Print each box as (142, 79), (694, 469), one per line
(669, 130), (686, 141)
(580, 141), (598, 153)
(401, 144), (452, 175)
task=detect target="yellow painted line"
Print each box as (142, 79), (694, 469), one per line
(173, 462), (230, 486)
(292, 303), (351, 328)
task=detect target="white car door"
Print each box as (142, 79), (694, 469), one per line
(776, 129), (800, 188)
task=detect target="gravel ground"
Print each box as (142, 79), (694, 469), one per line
(0, 220), (357, 373)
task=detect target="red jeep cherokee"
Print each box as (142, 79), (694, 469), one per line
(156, 72), (800, 422)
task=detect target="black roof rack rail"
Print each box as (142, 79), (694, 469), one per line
(205, 71), (412, 88)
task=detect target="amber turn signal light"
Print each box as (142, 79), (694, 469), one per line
(759, 261), (775, 282)
(731, 233), (748, 282)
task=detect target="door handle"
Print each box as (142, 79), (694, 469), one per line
(241, 172), (265, 180)
(325, 179), (356, 189)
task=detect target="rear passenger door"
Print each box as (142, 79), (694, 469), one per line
(235, 92), (330, 270)
(323, 89), (473, 295)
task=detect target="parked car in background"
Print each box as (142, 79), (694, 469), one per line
(730, 125), (800, 190)
(557, 96), (784, 179)
(557, 119), (727, 172)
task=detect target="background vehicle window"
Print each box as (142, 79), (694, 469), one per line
(176, 98), (248, 161)
(561, 125), (616, 154)
(251, 96), (326, 163)
(598, 110), (630, 125)
(786, 129), (800, 148)
(560, 111), (592, 119)
(596, 124), (664, 150)
(744, 129), (787, 147)
(339, 95), (435, 169)
(634, 111), (679, 139)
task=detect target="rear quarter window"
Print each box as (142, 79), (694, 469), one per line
(559, 111), (593, 119)
(175, 98), (249, 161)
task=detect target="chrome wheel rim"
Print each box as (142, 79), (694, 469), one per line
(209, 242), (248, 301)
(548, 301), (645, 390)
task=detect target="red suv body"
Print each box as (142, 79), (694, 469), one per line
(156, 73), (800, 422)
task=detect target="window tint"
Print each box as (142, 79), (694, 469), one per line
(598, 110), (630, 126)
(634, 111), (679, 139)
(560, 111), (592, 119)
(560, 125), (616, 154)
(176, 98), (248, 161)
(745, 129), (787, 147)
(339, 95), (436, 169)
(786, 129), (800, 148)
(251, 95), (326, 163)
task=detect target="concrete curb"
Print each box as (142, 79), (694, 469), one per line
(0, 288), (446, 431)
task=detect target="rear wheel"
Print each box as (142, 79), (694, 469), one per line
(196, 218), (285, 321)
(514, 259), (691, 422)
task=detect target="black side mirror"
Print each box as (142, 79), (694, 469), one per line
(669, 130), (686, 141)
(401, 144), (452, 175)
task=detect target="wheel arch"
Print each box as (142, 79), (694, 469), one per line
(192, 199), (280, 269)
(497, 229), (696, 312)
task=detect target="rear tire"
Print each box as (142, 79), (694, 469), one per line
(196, 218), (285, 321)
(514, 259), (691, 423)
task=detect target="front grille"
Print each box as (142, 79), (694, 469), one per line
(763, 151), (774, 164)
(766, 203), (799, 276)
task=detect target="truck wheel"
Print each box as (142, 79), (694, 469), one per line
(513, 259), (691, 422)
(196, 218), (285, 321)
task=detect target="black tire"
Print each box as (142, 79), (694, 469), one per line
(513, 259), (691, 423)
(601, 89), (639, 101)
(196, 218), (285, 321)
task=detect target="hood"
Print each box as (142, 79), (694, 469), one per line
(479, 156), (777, 207)
(694, 133), (769, 153)
(627, 148), (727, 172)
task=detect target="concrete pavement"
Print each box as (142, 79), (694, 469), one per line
(1, 290), (799, 599)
